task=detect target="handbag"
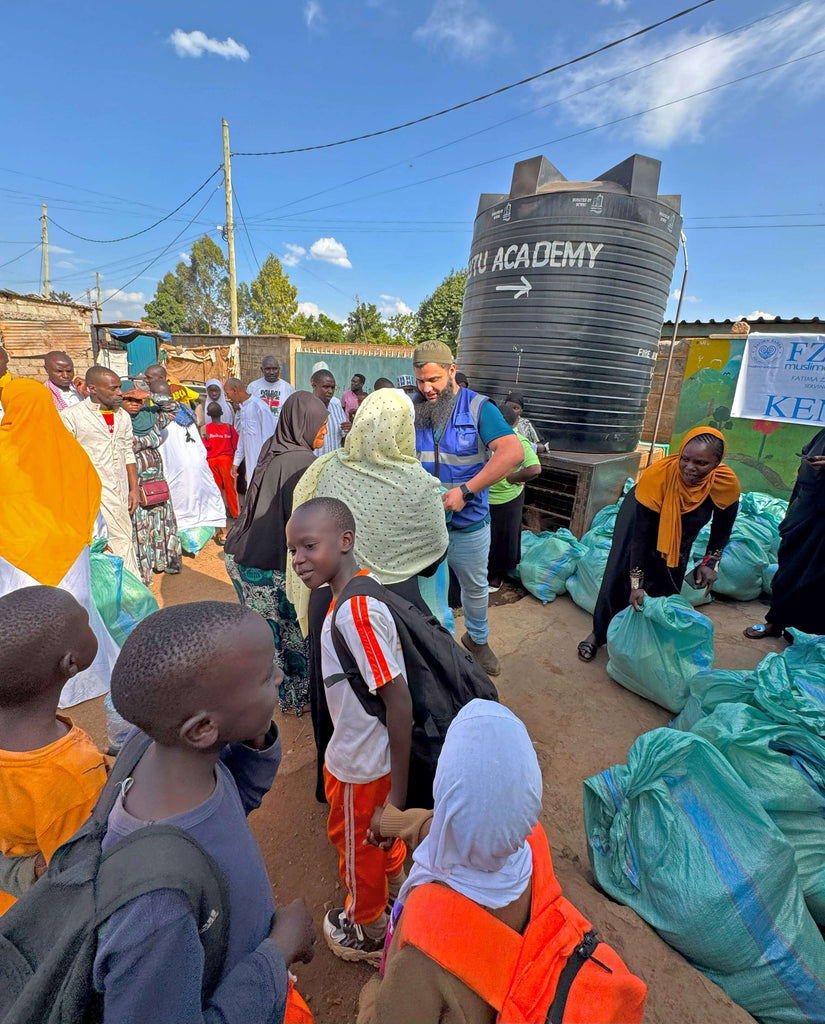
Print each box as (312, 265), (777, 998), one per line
(138, 479), (170, 508)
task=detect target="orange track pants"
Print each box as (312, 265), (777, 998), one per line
(207, 455), (240, 518)
(324, 766), (406, 925)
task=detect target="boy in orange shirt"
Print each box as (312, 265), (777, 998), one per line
(0, 586), (108, 914)
(204, 400), (240, 528)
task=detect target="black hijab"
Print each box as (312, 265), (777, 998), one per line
(224, 391), (328, 571)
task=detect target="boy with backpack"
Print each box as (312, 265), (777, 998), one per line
(0, 600), (315, 1023)
(286, 497), (497, 966)
(0, 587), (107, 915)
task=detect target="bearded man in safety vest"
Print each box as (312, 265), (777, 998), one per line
(413, 340), (523, 677)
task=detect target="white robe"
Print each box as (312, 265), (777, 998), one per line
(0, 548), (120, 708)
(160, 419), (227, 531)
(233, 396), (276, 476)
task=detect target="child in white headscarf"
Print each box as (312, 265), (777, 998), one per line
(359, 700), (542, 1023)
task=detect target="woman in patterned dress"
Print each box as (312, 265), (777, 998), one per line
(120, 379), (182, 586)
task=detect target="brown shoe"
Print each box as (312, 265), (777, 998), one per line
(461, 632), (501, 677)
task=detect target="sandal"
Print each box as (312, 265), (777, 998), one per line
(577, 640), (598, 662)
(743, 623), (783, 639)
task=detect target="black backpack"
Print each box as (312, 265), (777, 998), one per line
(0, 731), (229, 1024)
(330, 574), (499, 808)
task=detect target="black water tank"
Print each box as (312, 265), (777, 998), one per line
(457, 154), (682, 453)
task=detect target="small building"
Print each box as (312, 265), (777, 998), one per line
(0, 291), (94, 381)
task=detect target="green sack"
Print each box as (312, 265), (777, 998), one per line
(606, 595), (714, 712)
(584, 729), (825, 1024)
(692, 702), (825, 925)
(89, 538), (123, 644)
(179, 526), (215, 555)
(752, 646), (825, 736)
(713, 515), (776, 600)
(566, 539), (610, 615)
(516, 528), (585, 604)
(671, 668), (757, 731)
(763, 562), (779, 594)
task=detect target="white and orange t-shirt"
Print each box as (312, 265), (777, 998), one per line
(321, 572), (408, 786)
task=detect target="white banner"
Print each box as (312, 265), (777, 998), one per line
(731, 334), (825, 425)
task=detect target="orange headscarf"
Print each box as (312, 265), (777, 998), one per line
(635, 427), (740, 568)
(0, 379), (102, 585)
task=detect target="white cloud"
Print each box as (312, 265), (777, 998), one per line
(282, 243), (307, 267)
(309, 237), (352, 268)
(598, 0), (628, 8)
(169, 29), (250, 61)
(414, 0), (497, 59)
(304, 1), (322, 28)
(737, 309), (778, 320)
(669, 289), (701, 303)
(55, 260), (74, 269)
(99, 289), (146, 322)
(297, 301), (322, 317)
(50, 245), (73, 254)
(533, 2), (825, 146)
(379, 293), (413, 315)
(178, 251), (191, 263)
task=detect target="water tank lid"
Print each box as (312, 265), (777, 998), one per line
(598, 154), (661, 198)
(509, 155), (566, 199)
(476, 192), (510, 218)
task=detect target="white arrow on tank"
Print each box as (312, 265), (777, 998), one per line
(495, 276), (531, 299)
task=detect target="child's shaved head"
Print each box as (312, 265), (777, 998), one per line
(0, 587), (97, 706)
(111, 602), (274, 745)
(293, 496), (355, 535)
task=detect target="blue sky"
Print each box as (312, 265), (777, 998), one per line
(2, 0), (823, 325)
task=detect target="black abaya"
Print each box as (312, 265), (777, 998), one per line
(592, 485), (739, 645)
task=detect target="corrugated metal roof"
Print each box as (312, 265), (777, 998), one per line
(0, 319), (92, 356)
(663, 316), (824, 326)
(0, 289), (92, 311)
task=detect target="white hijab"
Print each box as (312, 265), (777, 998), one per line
(400, 700), (543, 910)
(205, 378), (234, 426)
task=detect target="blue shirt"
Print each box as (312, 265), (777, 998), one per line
(93, 732), (288, 1024)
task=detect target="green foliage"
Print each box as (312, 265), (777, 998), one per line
(143, 235), (228, 334)
(50, 290), (76, 304)
(385, 311), (418, 345)
(248, 254), (298, 334)
(292, 311), (344, 344)
(344, 301), (392, 345)
(415, 268), (467, 354)
(144, 269), (189, 333)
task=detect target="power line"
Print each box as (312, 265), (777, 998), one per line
(0, 242), (40, 271)
(79, 186), (222, 307)
(249, 0), (807, 224)
(49, 167), (223, 244)
(232, 0), (719, 156)
(233, 187), (261, 273)
(259, 46), (825, 222)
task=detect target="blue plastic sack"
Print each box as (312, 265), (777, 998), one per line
(691, 702), (825, 925)
(515, 528), (585, 604)
(763, 562), (779, 595)
(671, 668), (757, 731)
(606, 595), (714, 712)
(584, 729), (825, 1024)
(179, 526), (215, 555)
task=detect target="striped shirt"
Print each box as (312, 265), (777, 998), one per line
(321, 571), (408, 784)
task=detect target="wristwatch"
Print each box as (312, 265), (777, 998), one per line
(459, 483), (474, 503)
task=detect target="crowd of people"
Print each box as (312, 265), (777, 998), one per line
(2, 333), (823, 1024)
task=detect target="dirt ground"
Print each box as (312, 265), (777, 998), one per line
(72, 541), (782, 1024)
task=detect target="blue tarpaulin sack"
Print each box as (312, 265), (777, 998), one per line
(89, 539), (158, 648)
(670, 668), (757, 731)
(179, 526), (215, 555)
(712, 516), (776, 600)
(606, 596), (714, 712)
(584, 728), (825, 1024)
(691, 702), (825, 926)
(515, 528), (585, 604)
(752, 641), (825, 737)
(763, 562), (779, 594)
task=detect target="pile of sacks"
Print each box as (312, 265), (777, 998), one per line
(584, 633), (825, 1023)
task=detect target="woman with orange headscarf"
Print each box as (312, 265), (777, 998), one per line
(577, 428), (740, 661)
(0, 378), (120, 705)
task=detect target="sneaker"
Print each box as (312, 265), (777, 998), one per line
(461, 632), (501, 677)
(323, 908), (385, 966)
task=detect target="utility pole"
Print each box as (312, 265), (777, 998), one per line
(41, 203), (49, 298)
(222, 118), (238, 335)
(96, 271), (103, 323)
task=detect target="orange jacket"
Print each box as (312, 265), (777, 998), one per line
(394, 824), (646, 1024)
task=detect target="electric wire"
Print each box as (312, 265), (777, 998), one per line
(0, 242), (40, 271)
(231, 0), (718, 156)
(233, 187), (262, 274)
(49, 167), (223, 244)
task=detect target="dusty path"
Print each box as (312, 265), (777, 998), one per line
(73, 541), (776, 1022)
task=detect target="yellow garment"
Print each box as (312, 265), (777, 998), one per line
(636, 426), (741, 568)
(0, 379), (101, 586)
(288, 389), (448, 633)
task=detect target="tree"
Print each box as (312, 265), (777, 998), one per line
(143, 234), (229, 334)
(385, 311), (418, 345)
(291, 311), (344, 344)
(344, 300), (391, 345)
(248, 254), (298, 334)
(144, 269), (189, 333)
(50, 290), (76, 304)
(415, 268), (467, 354)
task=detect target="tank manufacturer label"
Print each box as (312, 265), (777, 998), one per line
(467, 240), (603, 279)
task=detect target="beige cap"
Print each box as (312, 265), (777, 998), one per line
(412, 339), (454, 366)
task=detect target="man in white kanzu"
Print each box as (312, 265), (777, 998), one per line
(60, 367), (140, 578)
(223, 378), (276, 483)
(247, 355), (295, 427)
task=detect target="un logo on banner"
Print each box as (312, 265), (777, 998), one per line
(757, 343), (780, 360)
